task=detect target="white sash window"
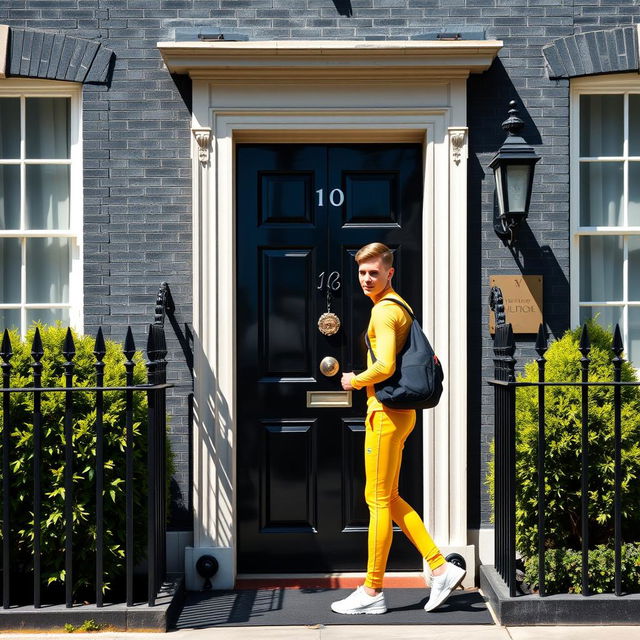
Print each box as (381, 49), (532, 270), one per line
(572, 76), (640, 365)
(0, 80), (82, 336)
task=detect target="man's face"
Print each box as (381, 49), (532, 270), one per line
(358, 257), (394, 299)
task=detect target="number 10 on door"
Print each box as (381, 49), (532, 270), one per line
(316, 188), (345, 207)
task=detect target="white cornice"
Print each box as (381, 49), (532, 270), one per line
(157, 39), (502, 81)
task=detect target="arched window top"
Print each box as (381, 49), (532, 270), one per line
(1, 26), (114, 85)
(543, 27), (638, 80)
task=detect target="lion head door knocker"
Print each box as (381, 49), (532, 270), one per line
(317, 271), (341, 336)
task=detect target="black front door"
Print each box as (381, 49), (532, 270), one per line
(236, 143), (423, 573)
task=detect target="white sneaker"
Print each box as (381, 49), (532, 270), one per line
(330, 585), (387, 615)
(424, 562), (466, 612)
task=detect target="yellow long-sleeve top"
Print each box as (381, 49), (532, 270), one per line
(351, 288), (414, 413)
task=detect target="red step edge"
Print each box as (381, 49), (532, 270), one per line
(234, 575), (427, 590)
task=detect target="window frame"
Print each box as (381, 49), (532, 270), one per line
(571, 74), (640, 362)
(0, 78), (83, 336)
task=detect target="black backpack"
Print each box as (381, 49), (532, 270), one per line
(364, 298), (444, 410)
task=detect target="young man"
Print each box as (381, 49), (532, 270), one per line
(330, 242), (465, 615)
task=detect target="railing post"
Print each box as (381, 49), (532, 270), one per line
(1, 331), (12, 609)
(491, 302), (517, 598)
(62, 329), (76, 608)
(31, 329), (44, 608)
(124, 328), (136, 607)
(146, 323), (167, 606)
(94, 328), (106, 607)
(579, 324), (591, 597)
(612, 325), (624, 596)
(535, 324), (548, 597)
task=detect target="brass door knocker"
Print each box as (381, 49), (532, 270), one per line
(318, 286), (340, 336)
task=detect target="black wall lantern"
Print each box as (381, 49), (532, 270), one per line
(489, 100), (540, 245)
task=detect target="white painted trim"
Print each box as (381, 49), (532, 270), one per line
(570, 80), (581, 332)
(0, 79), (83, 336)
(448, 125), (468, 547)
(468, 527), (495, 571)
(69, 85), (83, 333)
(571, 73), (640, 91)
(158, 39), (502, 80)
(182, 54), (496, 585)
(0, 26), (8, 80)
(0, 78), (80, 92)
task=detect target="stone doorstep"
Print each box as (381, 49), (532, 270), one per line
(480, 565), (640, 626)
(0, 578), (184, 632)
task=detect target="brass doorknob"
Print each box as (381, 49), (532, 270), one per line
(319, 356), (340, 377)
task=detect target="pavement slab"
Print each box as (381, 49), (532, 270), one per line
(2, 627), (640, 639)
(508, 628), (640, 640)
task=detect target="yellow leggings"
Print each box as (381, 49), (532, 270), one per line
(364, 409), (445, 590)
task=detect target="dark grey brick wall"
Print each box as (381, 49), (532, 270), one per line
(3, 0), (638, 530)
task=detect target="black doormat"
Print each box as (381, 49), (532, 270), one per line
(172, 588), (493, 628)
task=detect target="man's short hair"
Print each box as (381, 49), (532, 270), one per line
(354, 243), (394, 268)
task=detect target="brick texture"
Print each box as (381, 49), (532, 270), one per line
(3, 0), (636, 531)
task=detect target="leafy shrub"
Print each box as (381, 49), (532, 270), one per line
(513, 319), (640, 558)
(524, 543), (640, 593)
(0, 325), (151, 601)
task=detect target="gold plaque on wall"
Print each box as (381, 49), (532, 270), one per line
(489, 275), (543, 334)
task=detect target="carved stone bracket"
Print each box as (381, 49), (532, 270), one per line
(449, 127), (468, 166)
(192, 128), (212, 165)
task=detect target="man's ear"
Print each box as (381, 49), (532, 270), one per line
(387, 267), (395, 280)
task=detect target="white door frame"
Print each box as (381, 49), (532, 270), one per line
(157, 40), (502, 589)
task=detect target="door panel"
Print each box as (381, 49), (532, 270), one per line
(344, 172), (399, 224)
(237, 143), (423, 573)
(260, 249), (313, 377)
(261, 420), (317, 532)
(341, 418), (369, 531)
(260, 172), (315, 225)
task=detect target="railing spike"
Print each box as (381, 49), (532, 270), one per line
(31, 328), (44, 362)
(505, 323), (515, 348)
(579, 323), (591, 354)
(612, 323), (624, 357)
(124, 326), (136, 360)
(147, 324), (168, 362)
(147, 323), (157, 357)
(497, 324), (506, 349)
(62, 327), (76, 361)
(0, 330), (12, 362)
(535, 323), (548, 355)
(154, 282), (175, 327)
(156, 325), (167, 357)
(94, 327), (106, 361)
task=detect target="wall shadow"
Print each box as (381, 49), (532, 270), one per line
(465, 56), (563, 529)
(331, 0), (353, 17)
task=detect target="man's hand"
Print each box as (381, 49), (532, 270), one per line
(341, 371), (356, 390)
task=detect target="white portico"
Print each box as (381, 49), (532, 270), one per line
(157, 38), (502, 589)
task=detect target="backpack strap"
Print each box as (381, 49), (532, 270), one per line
(364, 297), (415, 363)
(364, 331), (376, 363)
(381, 297), (416, 320)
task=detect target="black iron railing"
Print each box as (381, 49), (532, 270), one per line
(0, 298), (173, 609)
(489, 287), (635, 598)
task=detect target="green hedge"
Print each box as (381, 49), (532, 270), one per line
(0, 325), (151, 601)
(524, 543), (640, 593)
(513, 319), (640, 558)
